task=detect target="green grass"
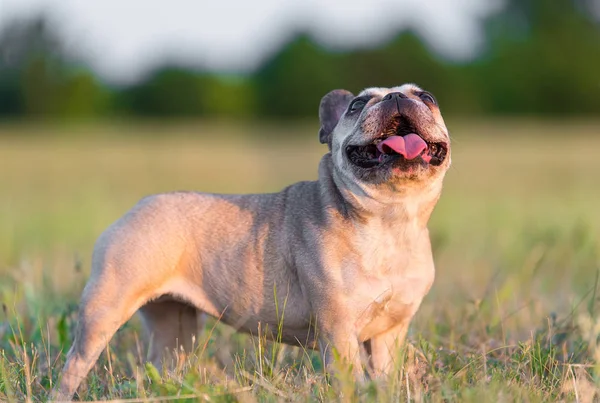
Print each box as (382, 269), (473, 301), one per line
(1, 119), (599, 401)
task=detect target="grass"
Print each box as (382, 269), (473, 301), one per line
(0, 118), (599, 401)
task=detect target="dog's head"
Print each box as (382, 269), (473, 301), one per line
(319, 84), (451, 198)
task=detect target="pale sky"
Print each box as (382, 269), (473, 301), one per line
(0, 0), (503, 84)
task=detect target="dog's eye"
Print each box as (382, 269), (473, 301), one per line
(419, 92), (437, 105)
(349, 99), (366, 112)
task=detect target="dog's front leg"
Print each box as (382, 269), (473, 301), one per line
(318, 322), (365, 383)
(368, 320), (410, 377)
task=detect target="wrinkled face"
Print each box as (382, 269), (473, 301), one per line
(319, 84), (451, 187)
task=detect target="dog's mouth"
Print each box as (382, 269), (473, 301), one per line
(345, 117), (448, 169)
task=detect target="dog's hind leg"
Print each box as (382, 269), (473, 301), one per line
(139, 298), (205, 371)
(50, 271), (151, 401)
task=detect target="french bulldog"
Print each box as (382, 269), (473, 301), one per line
(52, 84), (451, 400)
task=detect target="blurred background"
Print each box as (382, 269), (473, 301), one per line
(1, 0), (600, 392)
(0, 0), (599, 120)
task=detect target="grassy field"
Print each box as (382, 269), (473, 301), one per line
(0, 119), (599, 402)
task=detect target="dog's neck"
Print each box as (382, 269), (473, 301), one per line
(318, 154), (443, 229)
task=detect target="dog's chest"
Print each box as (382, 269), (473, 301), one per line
(348, 221), (435, 340)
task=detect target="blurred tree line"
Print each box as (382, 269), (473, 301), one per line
(0, 0), (598, 121)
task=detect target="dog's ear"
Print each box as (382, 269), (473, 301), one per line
(319, 89), (354, 147)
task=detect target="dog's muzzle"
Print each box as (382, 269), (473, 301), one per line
(345, 94), (448, 170)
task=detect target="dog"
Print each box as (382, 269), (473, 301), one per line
(51, 84), (451, 400)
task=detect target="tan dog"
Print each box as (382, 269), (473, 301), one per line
(51, 84), (451, 401)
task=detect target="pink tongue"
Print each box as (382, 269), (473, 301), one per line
(377, 134), (427, 160)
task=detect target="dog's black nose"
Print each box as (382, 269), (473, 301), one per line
(382, 92), (408, 101)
